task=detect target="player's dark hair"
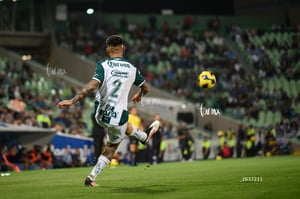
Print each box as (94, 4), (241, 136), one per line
(106, 35), (123, 46)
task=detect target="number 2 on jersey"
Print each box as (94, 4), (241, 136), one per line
(111, 79), (121, 98)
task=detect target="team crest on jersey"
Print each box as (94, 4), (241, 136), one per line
(111, 70), (129, 77)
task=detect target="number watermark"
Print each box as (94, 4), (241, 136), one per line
(240, 176), (263, 183)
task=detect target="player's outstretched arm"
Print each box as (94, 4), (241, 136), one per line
(132, 82), (149, 103)
(57, 79), (99, 108)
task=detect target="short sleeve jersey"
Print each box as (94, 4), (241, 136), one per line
(92, 57), (145, 126)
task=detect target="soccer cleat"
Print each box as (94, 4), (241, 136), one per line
(84, 177), (99, 187)
(141, 120), (160, 145)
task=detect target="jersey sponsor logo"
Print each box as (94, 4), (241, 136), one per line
(103, 105), (117, 118)
(107, 61), (130, 68)
(111, 70), (129, 77)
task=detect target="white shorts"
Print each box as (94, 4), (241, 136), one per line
(96, 119), (127, 144)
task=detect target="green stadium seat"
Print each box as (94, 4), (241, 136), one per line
(246, 54), (253, 64)
(62, 87), (72, 98)
(273, 111), (282, 124)
(0, 60), (4, 71)
(242, 117), (250, 126)
(249, 118), (257, 127)
(297, 79), (300, 95)
(168, 42), (181, 56)
(267, 78), (275, 91)
(157, 61), (165, 74)
(207, 53), (215, 61)
(295, 104), (300, 114)
(24, 80), (31, 90)
(258, 99), (267, 110)
(290, 80), (298, 98)
(268, 32), (275, 43)
(2, 96), (9, 106)
(236, 40), (244, 51)
(256, 111), (266, 127)
(274, 76), (281, 90)
(222, 91), (230, 98)
(262, 79), (268, 91)
(260, 34), (267, 43)
(265, 110), (274, 127)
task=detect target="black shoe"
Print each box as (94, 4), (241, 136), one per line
(84, 177), (99, 187)
(141, 120), (160, 145)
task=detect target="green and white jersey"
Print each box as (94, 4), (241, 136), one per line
(92, 57), (145, 126)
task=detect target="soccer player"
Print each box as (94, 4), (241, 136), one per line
(57, 35), (159, 187)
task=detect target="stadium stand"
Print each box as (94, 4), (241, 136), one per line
(227, 24), (300, 127)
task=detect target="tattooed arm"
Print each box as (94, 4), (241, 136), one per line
(131, 82), (149, 103)
(57, 79), (99, 108)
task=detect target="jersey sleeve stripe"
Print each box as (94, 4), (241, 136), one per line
(92, 77), (101, 83)
(137, 80), (145, 87)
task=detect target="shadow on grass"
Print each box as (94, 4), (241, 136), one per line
(105, 184), (178, 194)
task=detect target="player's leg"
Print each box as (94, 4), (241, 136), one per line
(85, 142), (120, 187)
(85, 124), (125, 187)
(126, 120), (160, 145)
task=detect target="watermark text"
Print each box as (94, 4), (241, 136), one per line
(46, 63), (67, 77)
(199, 103), (221, 117)
(240, 176), (263, 183)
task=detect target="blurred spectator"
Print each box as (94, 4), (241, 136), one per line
(0, 145), (21, 172)
(62, 147), (73, 167)
(264, 130), (277, 156)
(161, 21), (170, 33)
(148, 13), (157, 30)
(216, 130), (225, 157)
(36, 108), (51, 128)
(255, 129), (265, 156)
(7, 96), (26, 112)
(54, 111), (71, 128)
(6, 145), (18, 163)
(128, 106), (143, 165)
(228, 134), (236, 158)
(208, 16), (221, 33)
(72, 148), (83, 167)
(245, 135), (256, 157)
(14, 146), (29, 170)
(151, 114), (163, 164)
(202, 136), (211, 160)
(53, 122), (66, 133)
(183, 15), (193, 30)
(226, 127), (234, 138)
(236, 123), (246, 158)
(27, 145), (43, 169)
(41, 145), (53, 169)
(119, 16), (128, 32)
(177, 121), (194, 161)
(221, 142), (232, 158)
(163, 121), (173, 139)
(276, 135), (292, 155)
(246, 124), (255, 140)
(69, 127), (84, 137)
(23, 111), (38, 126)
(158, 135), (167, 163)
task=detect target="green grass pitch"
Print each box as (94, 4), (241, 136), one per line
(1, 155), (299, 199)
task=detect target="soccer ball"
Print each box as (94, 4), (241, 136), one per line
(109, 158), (119, 167)
(198, 71), (216, 89)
